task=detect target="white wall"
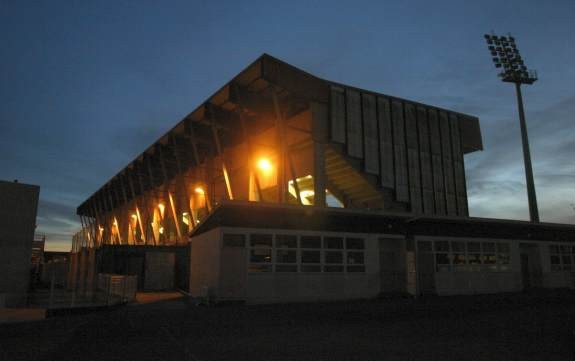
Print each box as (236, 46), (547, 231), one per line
(189, 228), (221, 297)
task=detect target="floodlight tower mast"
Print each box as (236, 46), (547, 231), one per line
(484, 33), (540, 223)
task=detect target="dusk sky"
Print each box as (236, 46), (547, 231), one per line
(1, 0), (574, 251)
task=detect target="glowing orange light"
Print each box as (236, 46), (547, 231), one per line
(158, 203), (165, 213)
(257, 158), (272, 172)
(131, 214), (138, 220)
(194, 187), (205, 195)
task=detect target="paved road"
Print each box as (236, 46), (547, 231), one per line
(1, 291), (575, 361)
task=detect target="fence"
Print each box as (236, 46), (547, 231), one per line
(96, 274), (138, 305)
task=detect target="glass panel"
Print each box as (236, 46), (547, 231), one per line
(248, 264), (272, 273)
(346, 238), (365, 249)
(276, 234), (297, 248)
(347, 252), (364, 265)
(346, 265), (365, 273)
(276, 265), (298, 272)
(550, 255), (561, 265)
(301, 250), (321, 263)
(223, 233), (246, 247)
(468, 254), (481, 264)
(562, 255), (572, 265)
(497, 242), (510, 254)
(560, 245), (570, 254)
(549, 245), (560, 254)
(276, 249), (296, 263)
(301, 265), (321, 272)
(482, 242), (496, 253)
(451, 241), (465, 252)
(483, 254), (496, 264)
(467, 242), (481, 253)
(325, 237), (344, 249)
(435, 253), (450, 265)
(301, 236), (321, 249)
(452, 253), (466, 265)
(435, 241), (450, 252)
(324, 265), (344, 272)
(250, 248), (271, 263)
(250, 234), (272, 247)
(498, 254), (510, 265)
(325, 251), (343, 264)
(418, 241), (432, 252)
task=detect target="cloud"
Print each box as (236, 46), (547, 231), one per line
(36, 199), (80, 251)
(467, 96), (575, 224)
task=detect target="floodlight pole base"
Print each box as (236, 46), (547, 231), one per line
(514, 81), (540, 223)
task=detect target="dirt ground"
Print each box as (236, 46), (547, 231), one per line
(1, 290), (575, 361)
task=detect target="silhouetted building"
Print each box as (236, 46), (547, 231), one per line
(0, 180), (40, 307)
(72, 54), (575, 302)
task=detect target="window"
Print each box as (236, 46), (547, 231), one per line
(432, 240), (511, 273)
(301, 236), (321, 248)
(325, 237), (344, 249)
(346, 238), (365, 250)
(301, 236), (321, 272)
(549, 244), (573, 272)
(434, 241), (450, 272)
(451, 241), (467, 271)
(247, 233), (366, 274)
(249, 233), (272, 272)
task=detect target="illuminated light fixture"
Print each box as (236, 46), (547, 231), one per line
(182, 212), (190, 226)
(131, 214), (138, 220)
(113, 219), (118, 227)
(300, 190), (315, 198)
(159, 226), (164, 234)
(196, 220), (200, 224)
(158, 203), (165, 213)
(99, 226), (104, 232)
(257, 158), (273, 173)
(194, 186), (205, 195)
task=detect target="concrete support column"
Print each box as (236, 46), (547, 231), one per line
(311, 102), (328, 207)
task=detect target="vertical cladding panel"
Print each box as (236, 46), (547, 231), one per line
(362, 93), (379, 175)
(417, 106), (434, 215)
(405, 103), (422, 213)
(392, 100), (409, 202)
(377, 97), (394, 188)
(440, 111), (457, 215)
(330, 86), (346, 144)
(450, 114), (469, 216)
(428, 109), (446, 215)
(346, 89), (363, 158)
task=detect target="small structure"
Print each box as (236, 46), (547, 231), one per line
(70, 54), (575, 303)
(0, 180), (40, 307)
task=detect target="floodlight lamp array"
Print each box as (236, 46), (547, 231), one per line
(484, 33), (538, 85)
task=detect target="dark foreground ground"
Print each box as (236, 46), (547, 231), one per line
(1, 290), (575, 361)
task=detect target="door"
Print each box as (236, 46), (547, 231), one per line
(520, 253), (531, 289)
(379, 238), (406, 294)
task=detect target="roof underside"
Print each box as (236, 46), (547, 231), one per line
(77, 54), (483, 216)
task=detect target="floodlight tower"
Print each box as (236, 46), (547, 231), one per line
(484, 33), (540, 223)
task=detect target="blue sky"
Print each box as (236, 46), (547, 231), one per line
(1, 0), (574, 251)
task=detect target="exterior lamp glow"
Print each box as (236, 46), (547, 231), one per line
(131, 214), (138, 220)
(159, 226), (164, 235)
(194, 187), (205, 195)
(257, 158), (272, 173)
(158, 203), (165, 213)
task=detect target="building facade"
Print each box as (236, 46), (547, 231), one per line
(0, 180), (40, 307)
(71, 54), (575, 302)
